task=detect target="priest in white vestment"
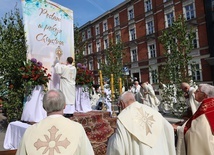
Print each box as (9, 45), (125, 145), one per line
(181, 82), (199, 114)
(107, 91), (176, 155)
(176, 84), (214, 155)
(16, 89), (94, 155)
(141, 82), (160, 111)
(54, 57), (76, 115)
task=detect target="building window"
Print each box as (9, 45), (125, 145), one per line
(103, 21), (108, 32)
(88, 43), (92, 54)
(128, 8), (134, 20)
(145, 0), (152, 12)
(95, 25), (100, 35)
(96, 40), (101, 52)
(191, 63), (202, 81)
(146, 20), (154, 35)
(148, 44), (156, 58)
(192, 30), (198, 49)
(129, 28), (136, 41)
(87, 29), (91, 38)
(82, 32), (86, 41)
(184, 3), (195, 20)
(114, 15), (120, 27)
(89, 61), (93, 70)
(131, 48), (138, 62)
(83, 46), (87, 55)
(165, 12), (174, 27)
(150, 69), (158, 84)
(104, 37), (108, 49)
(115, 31), (121, 44)
(97, 57), (101, 69)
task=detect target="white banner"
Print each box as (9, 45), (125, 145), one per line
(22, 0), (74, 88)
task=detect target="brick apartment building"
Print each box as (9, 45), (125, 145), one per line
(78, 0), (214, 87)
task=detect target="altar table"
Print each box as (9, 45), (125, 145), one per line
(4, 121), (31, 150)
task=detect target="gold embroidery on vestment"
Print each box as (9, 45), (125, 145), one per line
(135, 108), (155, 135)
(34, 126), (70, 155)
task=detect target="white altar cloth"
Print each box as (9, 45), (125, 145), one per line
(75, 86), (92, 112)
(21, 85), (47, 122)
(4, 121), (31, 150)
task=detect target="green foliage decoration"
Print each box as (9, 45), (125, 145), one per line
(158, 15), (195, 117)
(0, 9), (27, 122)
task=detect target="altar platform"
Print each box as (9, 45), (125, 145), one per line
(71, 111), (117, 155)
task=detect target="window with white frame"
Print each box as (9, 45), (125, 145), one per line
(95, 25), (100, 35)
(191, 63), (202, 81)
(150, 69), (158, 84)
(89, 61), (94, 70)
(83, 46), (87, 55)
(104, 37), (109, 49)
(115, 31), (121, 44)
(87, 29), (91, 38)
(145, 0), (152, 12)
(184, 3), (195, 20)
(114, 15), (120, 27)
(82, 32), (86, 41)
(131, 48), (138, 62)
(146, 19), (154, 35)
(103, 21), (108, 32)
(97, 57), (101, 69)
(128, 7), (134, 20)
(192, 30), (199, 49)
(96, 40), (101, 52)
(165, 11), (174, 27)
(129, 27), (136, 41)
(148, 43), (156, 58)
(88, 43), (92, 54)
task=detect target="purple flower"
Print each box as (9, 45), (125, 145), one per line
(31, 58), (37, 63)
(77, 63), (82, 68)
(81, 65), (87, 69)
(37, 61), (43, 67)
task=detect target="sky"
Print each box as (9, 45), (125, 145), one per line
(0, 0), (124, 27)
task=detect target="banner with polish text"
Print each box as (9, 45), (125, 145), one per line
(21, 0), (74, 88)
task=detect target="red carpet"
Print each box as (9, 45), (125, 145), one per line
(71, 111), (117, 155)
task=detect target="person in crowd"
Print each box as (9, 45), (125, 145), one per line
(141, 82), (160, 111)
(175, 83), (214, 155)
(54, 57), (76, 117)
(180, 82), (199, 114)
(107, 91), (176, 155)
(130, 80), (141, 94)
(16, 89), (94, 155)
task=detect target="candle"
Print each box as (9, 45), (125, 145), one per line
(99, 70), (104, 92)
(110, 74), (114, 94)
(119, 78), (122, 95)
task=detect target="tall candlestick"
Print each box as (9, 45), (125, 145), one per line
(119, 78), (122, 95)
(110, 74), (114, 94)
(99, 70), (104, 93)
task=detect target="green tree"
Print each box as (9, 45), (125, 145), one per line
(101, 41), (125, 98)
(158, 15), (195, 116)
(0, 9), (27, 122)
(74, 25), (86, 64)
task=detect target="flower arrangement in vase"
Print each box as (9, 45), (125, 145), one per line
(76, 63), (94, 91)
(19, 58), (51, 96)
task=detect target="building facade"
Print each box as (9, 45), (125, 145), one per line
(78, 0), (214, 86)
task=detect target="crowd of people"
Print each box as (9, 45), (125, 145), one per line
(17, 57), (214, 155)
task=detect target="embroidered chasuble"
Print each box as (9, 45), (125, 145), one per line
(16, 116), (94, 155)
(107, 102), (176, 155)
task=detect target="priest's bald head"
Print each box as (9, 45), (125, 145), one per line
(118, 91), (136, 110)
(43, 89), (66, 115)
